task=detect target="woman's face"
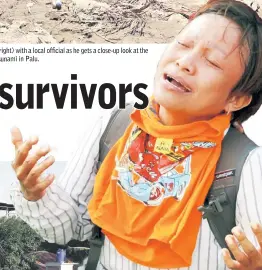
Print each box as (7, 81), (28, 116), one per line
(154, 13), (249, 121)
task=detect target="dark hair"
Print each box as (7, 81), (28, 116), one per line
(191, 0), (262, 123)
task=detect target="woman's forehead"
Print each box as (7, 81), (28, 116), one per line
(180, 14), (243, 53)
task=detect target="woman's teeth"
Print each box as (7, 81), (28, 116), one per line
(166, 75), (191, 93)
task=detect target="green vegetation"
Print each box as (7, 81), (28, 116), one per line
(0, 216), (42, 270)
(0, 216), (89, 269)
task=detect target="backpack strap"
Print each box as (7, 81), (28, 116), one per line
(86, 104), (133, 270)
(98, 103), (134, 167)
(198, 127), (257, 251)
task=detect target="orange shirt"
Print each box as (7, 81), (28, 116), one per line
(88, 104), (230, 268)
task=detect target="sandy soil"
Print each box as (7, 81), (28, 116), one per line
(0, 0), (260, 43)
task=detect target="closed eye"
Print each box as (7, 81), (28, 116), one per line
(206, 58), (221, 69)
(177, 40), (189, 48)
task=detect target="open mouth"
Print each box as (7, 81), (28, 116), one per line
(164, 74), (191, 93)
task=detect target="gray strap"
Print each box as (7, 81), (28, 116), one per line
(86, 244), (103, 270)
(99, 103), (133, 163)
(86, 227), (105, 270)
(199, 127), (257, 251)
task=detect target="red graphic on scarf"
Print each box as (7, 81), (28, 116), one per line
(127, 127), (195, 183)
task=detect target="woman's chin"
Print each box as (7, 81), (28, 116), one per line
(153, 87), (179, 109)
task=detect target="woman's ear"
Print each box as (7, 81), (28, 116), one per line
(225, 95), (252, 113)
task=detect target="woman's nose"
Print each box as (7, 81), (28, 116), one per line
(175, 55), (196, 75)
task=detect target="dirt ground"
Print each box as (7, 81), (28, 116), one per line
(0, 0), (260, 43)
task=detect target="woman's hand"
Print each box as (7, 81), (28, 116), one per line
(223, 223), (262, 270)
(10, 127), (55, 201)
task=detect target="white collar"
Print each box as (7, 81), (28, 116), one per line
(224, 127), (230, 138)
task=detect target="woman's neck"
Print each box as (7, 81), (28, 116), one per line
(158, 106), (212, 126)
